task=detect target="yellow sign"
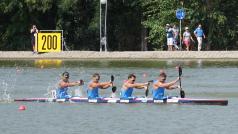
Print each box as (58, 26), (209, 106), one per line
(36, 32), (62, 52)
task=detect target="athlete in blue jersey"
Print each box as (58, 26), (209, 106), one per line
(57, 72), (83, 99)
(152, 71), (180, 100)
(121, 74), (149, 99)
(194, 24), (206, 51)
(87, 73), (113, 99)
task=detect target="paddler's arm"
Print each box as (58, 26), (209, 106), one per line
(166, 85), (180, 90)
(126, 83), (148, 89)
(89, 82), (112, 89)
(59, 81), (81, 88)
(99, 82), (113, 89)
(154, 77), (179, 89)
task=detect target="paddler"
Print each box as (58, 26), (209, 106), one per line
(152, 71), (180, 100)
(57, 72), (83, 99)
(87, 73), (113, 99)
(121, 74), (149, 99)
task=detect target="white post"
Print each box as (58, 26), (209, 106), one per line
(100, 1), (102, 52)
(100, 0), (107, 52)
(104, 0), (107, 52)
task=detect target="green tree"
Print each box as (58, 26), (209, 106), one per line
(0, 0), (237, 51)
(141, 0), (238, 50)
(0, 0), (57, 50)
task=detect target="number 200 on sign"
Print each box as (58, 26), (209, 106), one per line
(37, 33), (61, 52)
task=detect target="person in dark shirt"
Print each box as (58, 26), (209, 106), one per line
(30, 25), (38, 53)
(166, 24), (174, 51)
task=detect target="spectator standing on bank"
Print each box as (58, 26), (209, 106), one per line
(172, 24), (179, 50)
(30, 25), (38, 53)
(183, 27), (194, 51)
(165, 24), (174, 51)
(194, 24), (205, 51)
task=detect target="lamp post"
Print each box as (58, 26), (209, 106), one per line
(100, 0), (107, 52)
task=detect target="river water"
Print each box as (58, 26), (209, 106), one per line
(0, 59), (237, 134)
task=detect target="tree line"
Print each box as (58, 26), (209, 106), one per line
(0, 0), (237, 51)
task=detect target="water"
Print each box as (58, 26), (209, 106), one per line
(0, 59), (237, 134)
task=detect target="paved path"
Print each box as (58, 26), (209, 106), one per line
(0, 51), (238, 60)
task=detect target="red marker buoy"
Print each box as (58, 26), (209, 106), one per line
(19, 105), (26, 111)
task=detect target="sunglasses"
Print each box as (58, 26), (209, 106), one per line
(64, 75), (69, 78)
(94, 77), (100, 81)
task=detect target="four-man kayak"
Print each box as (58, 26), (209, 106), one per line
(14, 97), (228, 106)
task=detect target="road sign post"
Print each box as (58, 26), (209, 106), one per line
(176, 9), (185, 50)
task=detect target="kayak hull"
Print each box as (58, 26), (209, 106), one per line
(14, 97), (228, 106)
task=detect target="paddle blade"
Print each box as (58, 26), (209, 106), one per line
(145, 89), (149, 97)
(112, 86), (117, 93)
(145, 81), (151, 97)
(180, 89), (185, 98)
(80, 80), (84, 85)
(111, 75), (114, 82)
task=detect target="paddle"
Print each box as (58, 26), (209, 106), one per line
(178, 66), (185, 98)
(79, 79), (84, 85)
(111, 75), (117, 93)
(145, 80), (153, 97)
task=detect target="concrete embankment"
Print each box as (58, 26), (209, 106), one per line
(0, 51), (238, 60)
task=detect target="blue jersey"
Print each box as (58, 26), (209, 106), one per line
(120, 87), (133, 99)
(87, 81), (99, 99)
(56, 87), (71, 99)
(194, 28), (204, 37)
(152, 80), (165, 100)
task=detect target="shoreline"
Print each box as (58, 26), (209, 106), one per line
(0, 51), (238, 60)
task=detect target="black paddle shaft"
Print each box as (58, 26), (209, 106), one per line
(178, 66), (185, 98)
(178, 66), (182, 88)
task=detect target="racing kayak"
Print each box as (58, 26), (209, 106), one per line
(14, 97), (228, 106)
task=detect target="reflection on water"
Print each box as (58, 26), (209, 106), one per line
(34, 59), (62, 68)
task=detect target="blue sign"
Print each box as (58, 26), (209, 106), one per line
(176, 9), (185, 20)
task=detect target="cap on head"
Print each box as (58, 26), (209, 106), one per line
(62, 71), (69, 78)
(166, 24), (170, 27)
(185, 27), (189, 30)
